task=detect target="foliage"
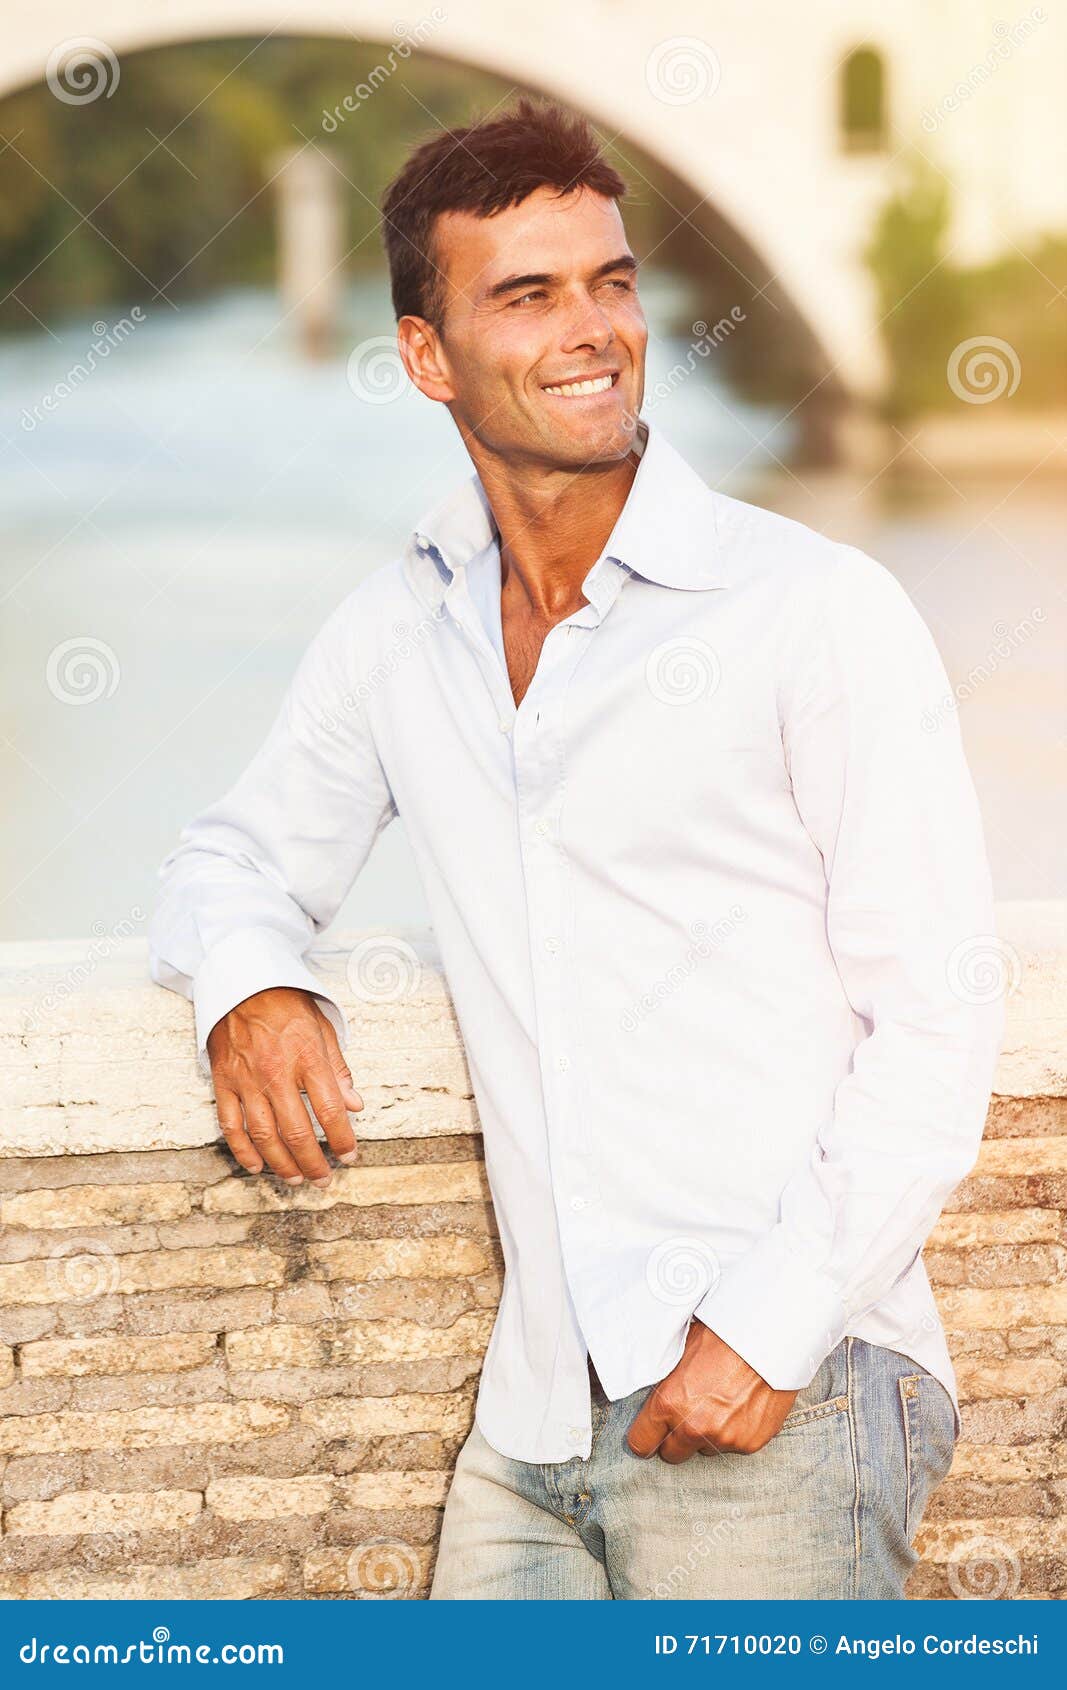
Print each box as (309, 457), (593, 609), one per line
(866, 154), (1067, 417)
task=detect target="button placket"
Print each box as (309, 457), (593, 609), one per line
(514, 620), (605, 1274)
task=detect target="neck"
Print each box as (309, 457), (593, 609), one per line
(464, 438), (640, 619)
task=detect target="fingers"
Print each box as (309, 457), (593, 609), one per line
(625, 1390), (672, 1458)
(319, 1021), (365, 1114)
(215, 1085), (264, 1175)
(266, 1079), (333, 1184)
(241, 1086), (304, 1184)
(301, 1057), (359, 1164)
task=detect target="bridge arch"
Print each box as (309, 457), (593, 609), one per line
(4, 0), (891, 399)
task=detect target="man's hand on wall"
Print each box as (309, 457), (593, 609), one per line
(626, 1317), (797, 1463)
(206, 987), (363, 1187)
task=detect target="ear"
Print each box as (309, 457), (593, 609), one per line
(397, 314), (454, 404)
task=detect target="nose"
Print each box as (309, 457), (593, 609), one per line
(560, 292), (615, 356)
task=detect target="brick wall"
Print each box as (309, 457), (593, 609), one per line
(1, 921), (1063, 1599)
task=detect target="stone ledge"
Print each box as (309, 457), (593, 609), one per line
(1, 904), (1063, 1157)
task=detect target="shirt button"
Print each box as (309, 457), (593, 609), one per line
(544, 936), (561, 953)
(568, 1424), (584, 1439)
(534, 819), (550, 837)
(570, 1195), (588, 1211)
(498, 719), (512, 733)
(557, 1055), (570, 1072)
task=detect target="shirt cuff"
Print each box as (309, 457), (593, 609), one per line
(192, 925), (350, 1080)
(691, 1228), (846, 1390)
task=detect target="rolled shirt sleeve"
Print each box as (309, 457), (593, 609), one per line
(147, 593), (397, 1077)
(692, 544), (1006, 1387)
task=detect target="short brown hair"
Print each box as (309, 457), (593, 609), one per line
(380, 95), (628, 327)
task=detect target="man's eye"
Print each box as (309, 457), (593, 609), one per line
(511, 291), (546, 307)
(604, 277), (635, 293)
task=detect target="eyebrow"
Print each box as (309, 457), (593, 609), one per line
(483, 253), (639, 302)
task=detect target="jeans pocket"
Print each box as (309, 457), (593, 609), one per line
(779, 1339), (850, 1430)
(899, 1372), (957, 1542)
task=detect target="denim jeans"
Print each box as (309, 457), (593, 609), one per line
(429, 1337), (956, 1599)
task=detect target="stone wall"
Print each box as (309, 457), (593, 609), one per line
(1, 913), (1064, 1599)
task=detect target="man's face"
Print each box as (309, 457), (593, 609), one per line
(407, 185), (647, 469)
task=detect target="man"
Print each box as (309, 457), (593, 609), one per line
(148, 97), (1004, 1599)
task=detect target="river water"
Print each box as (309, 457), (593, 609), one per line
(1, 273), (1063, 950)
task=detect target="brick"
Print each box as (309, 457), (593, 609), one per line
(0, 1452), (84, 1502)
(937, 1286), (1067, 1328)
(959, 1391), (1067, 1446)
(928, 1479), (1057, 1520)
(0, 1344), (13, 1389)
(300, 1391), (471, 1441)
(272, 1283), (333, 1325)
(917, 1515), (1067, 1561)
(0, 1246), (286, 1307)
(338, 1470), (450, 1509)
(225, 1311), (492, 1370)
(203, 1161), (489, 1215)
(203, 1467), (449, 1524)
(974, 1138), (1067, 1177)
(0, 1147), (232, 1194)
(927, 1244), (1066, 1288)
(303, 1543), (431, 1596)
(68, 1365), (226, 1413)
(21, 1332), (219, 1378)
(307, 1236), (488, 1283)
(949, 1174), (1067, 1212)
(0, 1184), (191, 1231)
(0, 1399), (288, 1456)
(123, 1288), (274, 1337)
(0, 1379), (71, 1416)
(930, 1209), (1062, 1248)
(0, 1557), (288, 1600)
(5, 1488), (202, 1537)
(207, 1474), (334, 1520)
(954, 1358), (1063, 1402)
(984, 1097), (1067, 1137)
(0, 1308), (57, 1346)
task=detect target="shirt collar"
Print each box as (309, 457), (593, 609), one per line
(403, 416), (729, 611)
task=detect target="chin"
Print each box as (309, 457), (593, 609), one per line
(551, 414), (637, 464)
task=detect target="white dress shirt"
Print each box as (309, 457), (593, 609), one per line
(148, 417), (1005, 1462)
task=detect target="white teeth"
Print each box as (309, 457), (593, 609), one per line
(544, 374), (614, 397)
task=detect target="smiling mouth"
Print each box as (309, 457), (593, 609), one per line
(542, 372), (619, 398)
